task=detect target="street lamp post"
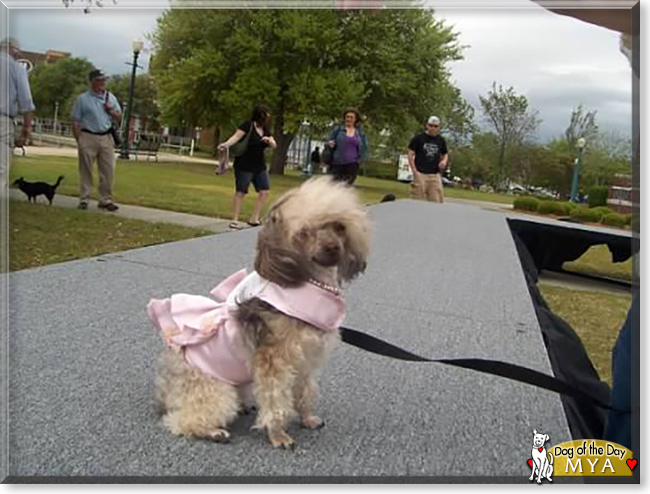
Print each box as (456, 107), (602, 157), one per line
(570, 137), (587, 202)
(119, 39), (144, 160)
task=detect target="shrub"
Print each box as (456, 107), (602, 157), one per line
(537, 201), (567, 215)
(625, 214), (633, 225)
(570, 207), (604, 223)
(513, 196), (540, 212)
(588, 185), (609, 208)
(601, 213), (628, 228)
(590, 206), (613, 216)
(562, 202), (578, 214)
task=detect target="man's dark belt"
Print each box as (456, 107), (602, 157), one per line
(82, 128), (111, 136)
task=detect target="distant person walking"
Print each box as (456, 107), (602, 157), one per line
(0, 38), (35, 194)
(325, 108), (368, 185)
(219, 105), (277, 229)
(71, 69), (122, 211)
(309, 146), (321, 175)
(407, 116), (448, 203)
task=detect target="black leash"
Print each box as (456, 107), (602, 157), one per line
(339, 326), (628, 413)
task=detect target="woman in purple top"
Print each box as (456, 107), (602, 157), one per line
(326, 108), (369, 185)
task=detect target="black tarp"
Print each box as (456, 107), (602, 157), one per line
(510, 227), (611, 440)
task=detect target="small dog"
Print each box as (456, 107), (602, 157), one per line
(148, 177), (371, 448)
(13, 176), (64, 205)
(529, 429), (554, 483)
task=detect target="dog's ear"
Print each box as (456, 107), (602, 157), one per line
(338, 212), (371, 282)
(255, 215), (311, 287)
(545, 434), (549, 442)
(533, 429), (537, 435)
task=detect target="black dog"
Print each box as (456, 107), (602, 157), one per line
(13, 176), (64, 205)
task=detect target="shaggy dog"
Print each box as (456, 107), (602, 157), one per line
(148, 177), (371, 448)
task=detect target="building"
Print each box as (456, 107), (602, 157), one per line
(16, 49), (70, 73)
(607, 174), (636, 214)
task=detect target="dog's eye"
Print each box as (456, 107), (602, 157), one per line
(332, 222), (346, 234)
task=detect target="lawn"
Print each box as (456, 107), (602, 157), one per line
(9, 154), (513, 221)
(538, 284), (631, 386)
(563, 244), (635, 282)
(8, 200), (211, 272)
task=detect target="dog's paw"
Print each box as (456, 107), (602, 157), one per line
(269, 430), (296, 450)
(208, 429), (231, 444)
(301, 415), (325, 430)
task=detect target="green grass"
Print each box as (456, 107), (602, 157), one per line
(8, 200), (211, 271)
(10, 155), (513, 222)
(563, 245), (634, 282)
(539, 284), (631, 386)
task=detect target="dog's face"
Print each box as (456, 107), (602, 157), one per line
(255, 177), (371, 287)
(12, 177), (24, 186)
(532, 430), (550, 449)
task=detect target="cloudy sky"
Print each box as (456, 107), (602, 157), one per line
(6, 1), (634, 143)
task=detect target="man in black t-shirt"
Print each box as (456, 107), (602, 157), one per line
(407, 116), (449, 203)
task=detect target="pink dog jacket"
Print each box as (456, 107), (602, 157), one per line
(147, 269), (346, 386)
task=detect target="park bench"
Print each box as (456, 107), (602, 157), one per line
(132, 135), (162, 162)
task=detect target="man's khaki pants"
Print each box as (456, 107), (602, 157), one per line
(77, 132), (116, 205)
(412, 172), (444, 203)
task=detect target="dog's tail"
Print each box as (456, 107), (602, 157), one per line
(548, 453), (554, 465)
(53, 176), (64, 189)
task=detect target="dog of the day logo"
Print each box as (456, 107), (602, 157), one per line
(527, 429), (637, 480)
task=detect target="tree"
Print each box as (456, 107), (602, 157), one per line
(565, 104), (599, 152)
(478, 83), (541, 187)
(106, 74), (161, 132)
(150, 8), (464, 174)
(29, 57), (95, 120)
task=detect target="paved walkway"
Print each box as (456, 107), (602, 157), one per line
(9, 189), (233, 234)
(21, 141), (221, 166)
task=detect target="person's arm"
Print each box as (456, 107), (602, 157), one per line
(21, 112), (33, 141)
(439, 153), (449, 172)
(439, 138), (449, 171)
(407, 149), (417, 175)
(219, 124), (247, 150)
(71, 97), (83, 142)
(105, 93), (122, 122)
(262, 135), (277, 149)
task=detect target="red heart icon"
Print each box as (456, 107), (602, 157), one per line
(528, 459), (533, 468)
(538, 448), (543, 452)
(627, 459), (637, 471)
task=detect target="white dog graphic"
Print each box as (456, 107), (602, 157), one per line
(529, 429), (554, 483)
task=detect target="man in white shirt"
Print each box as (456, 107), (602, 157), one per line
(0, 37), (35, 195)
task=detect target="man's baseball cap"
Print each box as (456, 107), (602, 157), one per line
(88, 69), (106, 80)
(427, 116), (441, 126)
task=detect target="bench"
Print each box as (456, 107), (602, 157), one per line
(132, 136), (162, 162)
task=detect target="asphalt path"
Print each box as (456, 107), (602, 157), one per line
(4, 199), (572, 481)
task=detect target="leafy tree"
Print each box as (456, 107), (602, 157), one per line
(106, 74), (161, 131)
(150, 8), (464, 173)
(565, 104), (599, 153)
(29, 57), (95, 119)
(478, 83), (541, 187)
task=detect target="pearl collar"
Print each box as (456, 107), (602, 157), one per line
(308, 278), (341, 296)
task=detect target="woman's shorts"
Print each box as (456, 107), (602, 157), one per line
(235, 169), (270, 194)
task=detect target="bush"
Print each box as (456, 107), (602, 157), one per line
(590, 206), (613, 216)
(601, 213), (628, 228)
(562, 202), (578, 214)
(537, 200), (567, 215)
(588, 185), (609, 208)
(513, 196), (540, 212)
(570, 207), (604, 223)
(625, 214), (633, 225)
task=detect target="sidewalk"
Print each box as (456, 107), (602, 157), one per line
(21, 141), (221, 166)
(9, 189), (233, 234)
